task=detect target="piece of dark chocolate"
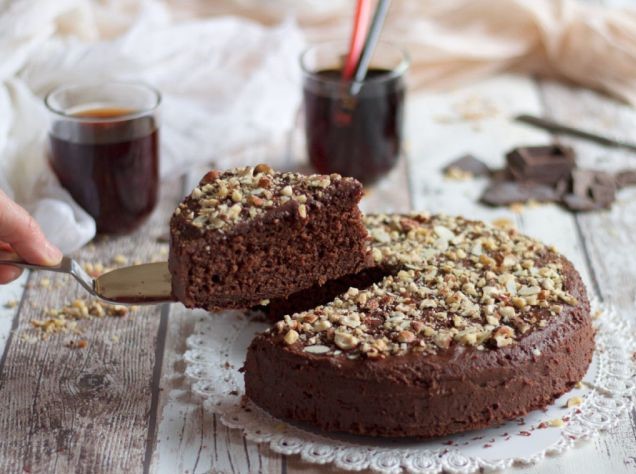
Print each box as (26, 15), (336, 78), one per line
(443, 154), (491, 177)
(480, 181), (561, 206)
(506, 145), (576, 186)
(562, 170), (616, 211)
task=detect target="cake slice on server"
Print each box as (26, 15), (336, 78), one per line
(169, 165), (371, 310)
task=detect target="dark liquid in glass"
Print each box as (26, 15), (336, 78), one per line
(304, 68), (405, 185)
(49, 107), (159, 234)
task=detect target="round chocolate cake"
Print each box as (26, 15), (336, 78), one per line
(244, 213), (594, 438)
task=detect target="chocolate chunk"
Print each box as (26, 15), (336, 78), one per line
(480, 181), (560, 206)
(563, 170), (616, 211)
(562, 194), (598, 212)
(615, 169), (636, 188)
(506, 145), (576, 186)
(443, 154), (491, 177)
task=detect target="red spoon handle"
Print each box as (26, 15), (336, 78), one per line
(342, 0), (372, 80)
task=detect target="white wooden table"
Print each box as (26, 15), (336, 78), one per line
(0, 74), (635, 474)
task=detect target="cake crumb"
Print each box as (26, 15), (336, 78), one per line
(66, 339), (88, 349)
(575, 381), (583, 389)
(566, 396), (583, 408)
(113, 254), (128, 265)
(40, 278), (51, 288)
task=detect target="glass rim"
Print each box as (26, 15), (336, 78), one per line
(44, 81), (162, 123)
(300, 40), (410, 86)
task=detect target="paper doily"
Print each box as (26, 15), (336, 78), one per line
(184, 301), (635, 473)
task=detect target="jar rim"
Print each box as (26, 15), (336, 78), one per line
(45, 81), (161, 123)
(300, 40), (410, 87)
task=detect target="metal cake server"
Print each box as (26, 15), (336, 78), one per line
(0, 251), (174, 305)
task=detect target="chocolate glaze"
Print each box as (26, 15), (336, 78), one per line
(244, 256), (593, 438)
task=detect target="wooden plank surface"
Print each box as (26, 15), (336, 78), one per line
(533, 79), (636, 474)
(1, 74), (635, 473)
(0, 182), (178, 473)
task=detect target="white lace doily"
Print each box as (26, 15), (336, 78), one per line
(184, 301), (636, 473)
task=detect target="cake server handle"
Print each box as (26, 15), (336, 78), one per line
(0, 250), (94, 294)
(0, 250), (174, 305)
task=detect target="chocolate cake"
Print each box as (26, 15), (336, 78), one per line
(169, 165), (370, 310)
(244, 213), (594, 438)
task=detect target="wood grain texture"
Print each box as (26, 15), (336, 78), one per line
(0, 272), (29, 356)
(150, 304), (283, 474)
(1, 75), (632, 473)
(0, 182), (178, 474)
(535, 79), (636, 474)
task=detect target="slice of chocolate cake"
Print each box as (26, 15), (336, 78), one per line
(169, 165), (371, 310)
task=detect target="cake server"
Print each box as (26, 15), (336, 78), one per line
(0, 251), (174, 305)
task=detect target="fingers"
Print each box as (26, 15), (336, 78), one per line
(0, 265), (23, 284)
(0, 189), (63, 266)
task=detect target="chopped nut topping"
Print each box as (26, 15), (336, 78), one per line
(178, 166), (345, 231)
(334, 331), (359, 350)
(298, 204), (307, 219)
(267, 213), (579, 359)
(284, 329), (299, 345)
(304, 345), (330, 354)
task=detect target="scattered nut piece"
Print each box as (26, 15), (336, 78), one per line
(566, 396), (583, 408)
(3, 300), (18, 309)
(548, 418), (564, 428)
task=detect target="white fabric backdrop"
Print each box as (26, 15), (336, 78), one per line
(1, 0), (635, 252)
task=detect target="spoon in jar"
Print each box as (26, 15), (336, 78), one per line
(0, 251), (174, 305)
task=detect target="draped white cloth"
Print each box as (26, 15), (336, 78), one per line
(1, 0), (634, 252)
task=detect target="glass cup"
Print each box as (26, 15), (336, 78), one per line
(45, 82), (161, 234)
(301, 41), (409, 185)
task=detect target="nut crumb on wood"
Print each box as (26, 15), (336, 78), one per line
(3, 300), (18, 309)
(25, 298), (136, 342)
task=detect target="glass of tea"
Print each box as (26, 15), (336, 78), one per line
(45, 82), (161, 234)
(301, 41), (409, 185)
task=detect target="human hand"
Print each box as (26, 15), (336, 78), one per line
(0, 189), (63, 284)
